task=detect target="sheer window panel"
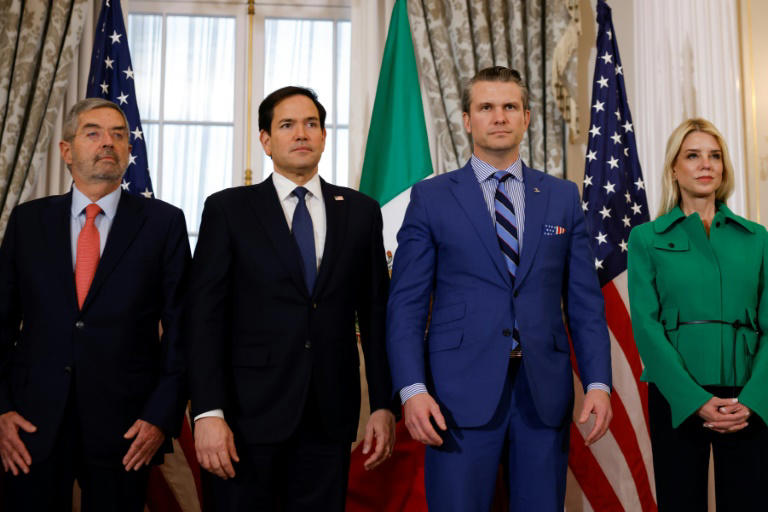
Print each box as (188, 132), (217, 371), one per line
(162, 124), (233, 236)
(264, 19), (334, 121)
(127, 14), (162, 120)
(143, 122), (160, 188)
(336, 21), (350, 126)
(164, 16), (235, 122)
(335, 128), (348, 188)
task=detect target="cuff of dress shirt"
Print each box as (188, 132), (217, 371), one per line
(586, 382), (611, 394)
(194, 409), (225, 422)
(400, 383), (428, 404)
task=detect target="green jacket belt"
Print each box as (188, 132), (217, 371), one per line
(628, 203), (768, 427)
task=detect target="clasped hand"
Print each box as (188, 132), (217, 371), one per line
(697, 396), (751, 433)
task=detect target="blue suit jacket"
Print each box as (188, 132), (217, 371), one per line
(387, 162), (611, 428)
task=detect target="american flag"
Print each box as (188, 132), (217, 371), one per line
(86, 0), (153, 199)
(568, 0), (656, 510)
(85, 2), (202, 510)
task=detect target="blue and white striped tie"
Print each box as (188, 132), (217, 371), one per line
(494, 171), (520, 349)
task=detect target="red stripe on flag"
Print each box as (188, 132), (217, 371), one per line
(178, 415), (204, 506)
(147, 466), (184, 512)
(608, 392), (657, 511)
(346, 420), (428, 512)
(602, 281), (650, 430)
(568, 423), (624, 511)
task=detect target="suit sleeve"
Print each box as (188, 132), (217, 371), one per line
(140, 208), (191, 436)
(356, 203), (398, 414)
(0, 209), (22, 415)
(386, 184), (436, 396)
(185, 196), (233, 417)
(627, 225), (711, 427)
(737, 226), (768, 422)
(562, 182), (612, 389)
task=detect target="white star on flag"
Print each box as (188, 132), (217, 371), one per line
(99, 81), (109, 94)
(128, 153), (137, 166)
(619, 239), (628, 252)
(593, 100), (605, 112)
(607, 156), (619, 169)
(105, 56), (114, 69)
(109, 30), (122, 44)
(584, 174), (594, 187)
(595, 232), (608, 245)
(586, 150), (597, 162)
(116, 91), (129, 105)
(597, 76), (609, 88)
(623, 121), (633, 132)
(582, 201), (589, 212)
(635, 178), (645, 190)
(631, 202), (643, 215)
(589, 125), (602, 138)
(604, 181), (616, 194)
(122, 66), (135, 79)
(141, 188), (154, 198)
(600, 51), (613, 64)
(615, 65), (623, 75)
(131, 127), (143, 140)
(625, 191), (632, 203)
(614, 109), (621, 120)
(622, 215), (631, 227)
(599, 206), (612, 219)
(595, 258), (604, 270)
(121, 180), (131, 191)
(610, 132), (622, 145)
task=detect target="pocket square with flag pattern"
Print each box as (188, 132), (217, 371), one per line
(543, 224), (566, 236)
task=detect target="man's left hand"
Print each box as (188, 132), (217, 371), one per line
(362, 409), (396, 470)
(122, 419), (165, 471)
(578, 389), (612, 445)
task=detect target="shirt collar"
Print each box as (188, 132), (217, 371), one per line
(653, 202), (755, 234)
(470, 154), (524, 184)
(71, 184), (121, 220)
(271, 170), (323, 203)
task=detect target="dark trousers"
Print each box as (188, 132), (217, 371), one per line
(209, 391), (351, 512)
(2, 389), (150, 512)
(649, 383), (768, 512)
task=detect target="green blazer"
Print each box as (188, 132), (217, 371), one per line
(628, 203), (768, 427)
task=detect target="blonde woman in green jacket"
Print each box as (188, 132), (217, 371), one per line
(628, 118), (768, 511)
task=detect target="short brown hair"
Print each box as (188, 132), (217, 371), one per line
(62, 98), (129, 142)
(462, 66), (529, 113)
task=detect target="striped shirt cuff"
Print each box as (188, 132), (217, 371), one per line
(400, 383), (428, 404)
(587, 382), (611, 394)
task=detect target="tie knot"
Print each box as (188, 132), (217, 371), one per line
(494, 170), (512, 183)
(84, 203), (102, 220)
(293, 186), (309, 201)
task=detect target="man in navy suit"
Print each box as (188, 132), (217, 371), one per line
(387, 67), (613, 510)
(186, 86), (397, 511)
(0, 98), (189, 510)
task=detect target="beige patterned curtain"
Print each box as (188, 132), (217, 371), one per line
(407, 0), (580, 176)
(0, 0), (90, 240)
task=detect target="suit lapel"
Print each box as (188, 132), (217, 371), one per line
(248, 176), (309, 296)
(43, 191), (78, 313)
(313, 180), (347, 298)
(449, 163), (511, 287)
(82, 192), (147, 311)
(514, 165), (548, 289)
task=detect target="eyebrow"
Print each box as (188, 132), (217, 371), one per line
(277, 116), (320, 123)
(81, 123), (127, 131)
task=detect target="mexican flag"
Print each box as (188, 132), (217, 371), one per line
(346, 1), (432, 510)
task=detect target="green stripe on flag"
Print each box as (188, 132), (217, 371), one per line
(359, 0), (432, 206)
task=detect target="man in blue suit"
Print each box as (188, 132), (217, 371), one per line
(387, 66), (613, 510)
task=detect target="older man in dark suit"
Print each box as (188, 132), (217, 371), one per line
(186, 86), (397, 511)
(0, 98), (189, 511)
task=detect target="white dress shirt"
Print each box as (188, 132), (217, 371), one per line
(195, 170), (327, 422)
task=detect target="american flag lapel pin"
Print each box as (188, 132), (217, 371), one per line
(334, 195), (344, 201)
(533, 187), (540, 193)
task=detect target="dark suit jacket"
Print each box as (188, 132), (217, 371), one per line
(186, 176), (394, 445)
(0, 190), (190, 467)
(387, 162), (612, 428)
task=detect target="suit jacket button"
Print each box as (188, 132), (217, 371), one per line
(668, 242), (675, 248)
(312, 302), (318, 310)
(716, 221), (721, 227)
(304, 340), (312, 349)
(75, 320), (84, 329)
(513, 290), (519, 298)
(502, 329), (512, 337)
(64, 366), (72, 374)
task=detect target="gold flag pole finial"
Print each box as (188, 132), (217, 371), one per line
(244, 0), (255, 185)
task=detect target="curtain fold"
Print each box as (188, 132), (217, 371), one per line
(407, 0), (578, 176)
(0, 0), (90, 239)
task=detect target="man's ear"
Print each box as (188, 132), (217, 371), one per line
(59, 140), (73, 166)
(259, 130), (271, 157)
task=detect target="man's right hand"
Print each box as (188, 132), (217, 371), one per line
(403, 393), (447, 446)
(0, 411), (36, 475)
(194, 416), (240, 479)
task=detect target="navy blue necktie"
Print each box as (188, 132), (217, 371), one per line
(292, 186), (316, 292)
(494, 171), (520, 349)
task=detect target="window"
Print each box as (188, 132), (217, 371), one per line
(127, 1), (350, 247)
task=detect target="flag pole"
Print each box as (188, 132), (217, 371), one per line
(244, 0), (255, 186)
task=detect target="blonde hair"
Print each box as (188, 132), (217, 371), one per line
(658, 118), (735, 217)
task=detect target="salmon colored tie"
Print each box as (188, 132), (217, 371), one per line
(75, 203), (102, 309)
